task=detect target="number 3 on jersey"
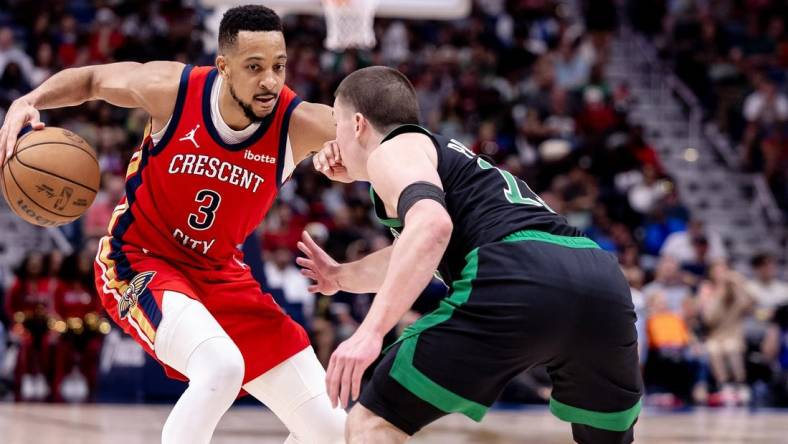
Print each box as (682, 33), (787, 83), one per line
(188, 189), (221, 231)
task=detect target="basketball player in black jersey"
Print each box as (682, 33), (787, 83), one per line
(298, 66), (642, 444)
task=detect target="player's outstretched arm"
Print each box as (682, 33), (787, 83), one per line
(0, 61), (183, 166)
(297, 230), (392, 294)
(326, 136), (452, 409)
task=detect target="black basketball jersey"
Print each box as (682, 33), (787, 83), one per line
(370, 124), (583, 283)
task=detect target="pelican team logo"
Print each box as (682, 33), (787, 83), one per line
(118, 271), (156, 320)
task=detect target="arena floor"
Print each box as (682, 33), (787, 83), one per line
(2, 404), (788, 443)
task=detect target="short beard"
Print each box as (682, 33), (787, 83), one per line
(229, 83), (264, 123)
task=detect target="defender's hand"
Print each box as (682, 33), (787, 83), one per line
(296, 230), (342, 295)
(0, 99), (45, 167)
(313, 140), (352, 183)
(326, 329), (383, 409)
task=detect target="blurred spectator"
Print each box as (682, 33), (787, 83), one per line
(554, 32), (592, 90)
(554, 167), (599, 231)
(699, 261), (754, 406)
(83, 173), (126, 238)
(29, 42), (56, 87)
(641, 206), (687, 258)
(52, 251), (104, 403)
(644, 291), (699, 406)
(661, 219), (726, 265)
(6, 252), (57, 401)
(89, 8), (125, 64)
(522, 87), (577, 156)
(263, 244), (315, 330)
(620, 255), (648, 364)
(380, 21), (409, 65)
(576, 85), (617, 138)
(262, 203), (308, 253)
(643, 256), (695, 318)
(682, 235), (714, 279)
(619, 244), (645, 289)
(300, 225), (337, 367)
(761, 304), (788, 405)
(0, 62), (32, 106)
(472, 120), (504, 159)
(119, 3), (169, 49)
(628, 165), (669, 216)
(661, 187), (691, 225)
(747, 253), (788, 322)
(626, 125), (663, 174)
(329, 239), (375, 344)
(47, 249), (65, 280)
(55, 14), (87, 68)
(0, 26), (34, 86)
(741, 74), (788, 175)
(583, 0), (617, 61)
(743, 75), (788, 137)
(323, 206), (362, 262)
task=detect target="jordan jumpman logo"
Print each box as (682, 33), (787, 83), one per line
(179, 124), (200, 148)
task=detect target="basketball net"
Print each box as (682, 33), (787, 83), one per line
(321, 0), (379, 50)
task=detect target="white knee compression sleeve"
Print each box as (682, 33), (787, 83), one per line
(154, 291), (231, 374)
(244, 347), (346, 444)
(155, 291), (246, 444)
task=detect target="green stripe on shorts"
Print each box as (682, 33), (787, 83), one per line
(549, 397), (642, 432)
(502, 229), (601, 249)
(389, 247), (489, 421)
(387, 230), (599, 421)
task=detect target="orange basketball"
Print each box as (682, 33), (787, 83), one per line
(1, 127), (100, 227)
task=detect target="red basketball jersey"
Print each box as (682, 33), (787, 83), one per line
(106, 65), (301, 267)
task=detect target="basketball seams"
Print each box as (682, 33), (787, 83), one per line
(1, 127), (98, 226)
(13, 153), (98, 193)
(7, 160), (81, 219)
(15, 140), (99, 166)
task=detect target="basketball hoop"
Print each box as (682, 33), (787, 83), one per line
(321, 0), (379, 50)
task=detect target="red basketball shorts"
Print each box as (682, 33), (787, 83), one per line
(94, 236), (310, 382)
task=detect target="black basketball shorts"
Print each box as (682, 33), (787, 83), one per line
(359, 230), (643, 441)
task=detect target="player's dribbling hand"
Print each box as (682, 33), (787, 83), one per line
(296, 230), (341, 295)
(0, 98), (45, 168)
(327, 329), (383, 409)
(313, 140), (352, 183)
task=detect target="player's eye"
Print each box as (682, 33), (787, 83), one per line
(274, 64), (285, 72)
(248, 64), (260, 72)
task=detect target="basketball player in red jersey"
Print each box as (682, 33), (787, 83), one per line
(0, 5), (346, 444)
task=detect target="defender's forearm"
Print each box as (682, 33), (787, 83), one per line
(336, 245), (393, 294)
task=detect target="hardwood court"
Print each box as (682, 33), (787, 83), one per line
(1, 403), (787, 443)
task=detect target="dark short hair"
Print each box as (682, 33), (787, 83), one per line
(218, 5), (282, 53)
(335, 66), (420, 134)
(691, 235), (708, 246)
(751, 252), (774, 268)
